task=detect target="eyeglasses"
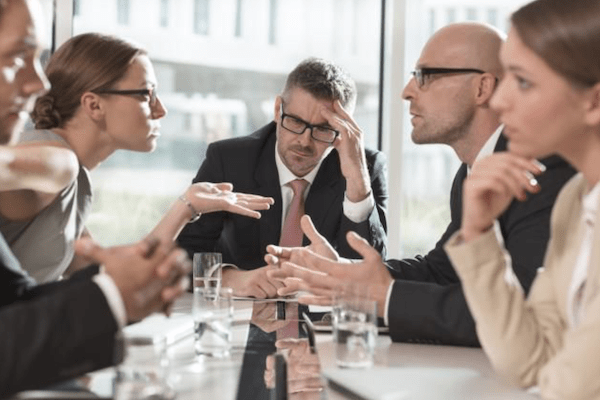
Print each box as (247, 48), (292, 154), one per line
(411, 68), (486, 88)
(92, 86), (158, 106)
(279, 103), (339, 144)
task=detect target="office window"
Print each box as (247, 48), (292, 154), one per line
(428, 9), (436, 36)
(398, 0), (532, 257)
(160, 0), (169, 28)
(70, 0), (382, 245)
(117, 0), (129, 25)
(234, 0), (243, 37)
(487, 8), (498, 26)
(73, 0), (80, 16)
(268, 0), (278, 45)
(466, 7), (478, 20)
(194, 0), (210, 35)
(446, 8), (456, 24)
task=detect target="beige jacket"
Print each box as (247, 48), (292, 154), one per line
(445, 173), (600, 400)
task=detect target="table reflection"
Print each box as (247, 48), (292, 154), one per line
(236, 301), (326, 400)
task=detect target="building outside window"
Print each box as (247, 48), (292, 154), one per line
(160, 0), (169, 28)
(268, 0), (278, 45)
(69, 0), (382, 246)
(234, 0), (243, 37)
(194, 0), (210, 35)
(398, 0), (531, 257)
(117, 0), (129, 25)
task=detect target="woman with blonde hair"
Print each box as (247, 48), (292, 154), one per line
(444, 0), (600, 398)
(0, 33), (272, 282)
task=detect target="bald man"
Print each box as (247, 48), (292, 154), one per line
(267, 22), (576, 347)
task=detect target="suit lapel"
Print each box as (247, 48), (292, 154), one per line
(305, 150), (344, 236)
(253, 128), (284, 251)
(450, 164), (468, 225)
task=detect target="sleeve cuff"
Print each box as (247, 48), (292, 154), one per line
(93, 268), (127, 329)
(343, 192), (375, 223)
(383, 280), (395, 326)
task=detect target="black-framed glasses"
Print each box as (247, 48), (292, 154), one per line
(92, 86), (158, 106)
(411, 68), (486, 88)
(279, 103), (339, 144)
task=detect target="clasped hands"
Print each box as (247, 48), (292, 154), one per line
(75, 236), (191, 323)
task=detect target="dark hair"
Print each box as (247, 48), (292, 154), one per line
(31, 33), (146, 129)
(283, 58), (357, 109)
(512, 0), (600, 88)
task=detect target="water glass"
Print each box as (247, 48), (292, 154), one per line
(332, 296), (378, 368)
(193, 286), (233, 358)
(192, 252), (222, 289)
(114, 335), (173, 400)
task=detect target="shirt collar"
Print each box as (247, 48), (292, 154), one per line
(474, 124), (504, 165)
(274, 141), (330, 186)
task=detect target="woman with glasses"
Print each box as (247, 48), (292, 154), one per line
(0, 33), (273, 282)
(444, 0), (600, 398)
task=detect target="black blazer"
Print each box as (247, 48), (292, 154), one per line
(177, 121), (388, 269)
(385, 134), (576, 346)
(0, 236), (119, 396)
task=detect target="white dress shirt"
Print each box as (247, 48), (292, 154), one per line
(567, 181), (600, 328)
(274, 143), (374, 230)
(94, 272), (127, 328)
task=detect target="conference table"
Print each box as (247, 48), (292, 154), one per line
(15, 293), (540, 399)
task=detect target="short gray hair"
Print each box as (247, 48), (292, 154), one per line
(283, 58), (357, 110)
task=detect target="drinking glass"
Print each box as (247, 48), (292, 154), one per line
(332, 295), (378, 368)
(114, 335), (173, 399)
(192, 252), (222, 290)
(193, 286), (233, 358)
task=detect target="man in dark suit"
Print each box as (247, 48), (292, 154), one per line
(177, 58), (388, 298)
(0, 0), (190, 395)
(266, 22), (576, 346)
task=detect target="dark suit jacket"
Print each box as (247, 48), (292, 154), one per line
(386, 135), (576, 347)
(177, 121), (388, 268)
(0, 236), (119, 396)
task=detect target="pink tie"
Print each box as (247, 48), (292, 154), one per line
(277, 179), (308, 339)
(279, 179), (309, 247)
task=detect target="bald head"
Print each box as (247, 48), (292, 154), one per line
(420, 22), (505, 79)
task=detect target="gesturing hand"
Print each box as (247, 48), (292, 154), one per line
(267, 231), (392, 317)
(186, 182), (274, 219)
(265, 215), (339, 267)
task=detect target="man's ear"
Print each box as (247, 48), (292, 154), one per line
(80, 92), (104, 121)
(583, 82), (600, 127)
(273, 96), (282, 123)
(475, 73), (497, 106)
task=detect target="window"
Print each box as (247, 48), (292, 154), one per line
(268, 0), (278, 45)
(234, 0), (243, 37)
(69, 0), (383, 246)
(194, 0), (210, 35)
(428, 9), (436, 36)
(73, 0), (80, 16)
(487, 8), (498, 26)
(466, 7), (478, 20)
(395, 0), (532, 258)
(160, 0), (169, 28)
(446, 8), (456, 24)
(117, 0), (129, 25)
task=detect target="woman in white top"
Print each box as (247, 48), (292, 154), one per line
(444, 0), (600, 398)
(0, 33), (272, 282)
